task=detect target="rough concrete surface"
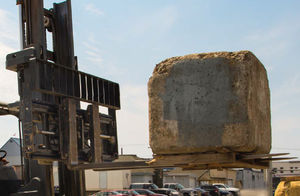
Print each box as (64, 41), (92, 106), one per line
(148, 51), (271, 155)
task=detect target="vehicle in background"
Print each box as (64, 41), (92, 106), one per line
(163, 183), (185, 191)
(180, 188), (210, 196)
(179, 188), (196, 196)
(212, 184), (239, 196)
(115, 190), (147, 196)
(151, 188), (179, 196)
(199, 185), (221, 196)
(199, 185), (233, 196)
(274, 176), (300, 196)
(91, 191), (127, 196)
(194, 188), (210, 196)
(164, 183), (206, 196)
(130, 183), (159, 190)
(134, 189), (167, 196)
(218, 189), (231, 196)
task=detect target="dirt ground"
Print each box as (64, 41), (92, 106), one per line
(240, 189), (269, 196)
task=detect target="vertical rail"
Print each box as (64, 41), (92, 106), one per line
(19, 0), (54, 195)
(67, 99), (78, 165)
(53, 1), (86, 195)
(108, 108), (118, 157)
(89, 104), (103, 163)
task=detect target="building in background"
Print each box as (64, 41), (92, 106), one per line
(197, 169), (237, 187)
(236, 168), (266, 189)
(272, 161), (300, 177)
(272, 161), (300, 191)
(127, 156), (199, 188)
(85, 170), (131, 191)
(0, 137), (21, 166)
(163, 167), (198, 188)
(0, 137), (22, 179)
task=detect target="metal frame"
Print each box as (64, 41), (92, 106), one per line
(4, 0), (120, 195)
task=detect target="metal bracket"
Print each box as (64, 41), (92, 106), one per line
(6, 47), (36, 72)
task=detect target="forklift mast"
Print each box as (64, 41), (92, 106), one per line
(4, 0), (120, 195)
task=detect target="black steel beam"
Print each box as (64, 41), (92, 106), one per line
(89, 104), (102, 163)
(52, 1), (86, 195)
(18, 0), (54, 195)
(6, 51), (121, 110)
(36, 59), (121, 109)
(5, 0), (120, 195)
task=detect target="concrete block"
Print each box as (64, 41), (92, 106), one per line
(148, 51), (271, 155)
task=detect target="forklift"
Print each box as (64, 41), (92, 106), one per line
(0, 0), (119, 195)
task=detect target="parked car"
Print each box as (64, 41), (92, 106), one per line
(200, 185), (232, 196)
(218, 189), (231, 196)
(163, 183), (196, 196)
(130, 183), (159, 190)
(134, 189), (167, 196)
(212, 184), (239, 196)
(194, 188), (210, 196)
(91, 191), (127, 196)
(181, 188), (210, 196)
(115, 190), (147, 196)
(163, 183), (185, 191)
(151, 188), (179, 196)
(199, 185), (221, 196)
(179, 188), (196, 196)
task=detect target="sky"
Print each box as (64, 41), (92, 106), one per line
(0, 0), (300, 160)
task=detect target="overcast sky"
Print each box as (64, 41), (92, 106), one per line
(1, 0), (300, 159)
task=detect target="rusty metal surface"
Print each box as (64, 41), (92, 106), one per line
(89, 104), (103, 164)
(6, 0), (120, 167)
(67, 99), (78, 166)
(35, 59), (120, 109)
(4, 0), (120, 195)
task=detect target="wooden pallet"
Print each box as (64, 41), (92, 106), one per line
(149, 152), (294, 170)
(82, 152), (295, 171)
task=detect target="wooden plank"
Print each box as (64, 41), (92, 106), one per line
(151, 153), (236, 166)
(209, 161), (270, 169)
(182, 161), (270, 170)
(69, 152), (296, 171)
(70, 160), (175, 170)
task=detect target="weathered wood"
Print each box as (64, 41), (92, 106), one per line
(74, 161), (156, 171)
(69, 152), (294, 171)
(151, 153), (236, 166)
(182, 161), (270, 170)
